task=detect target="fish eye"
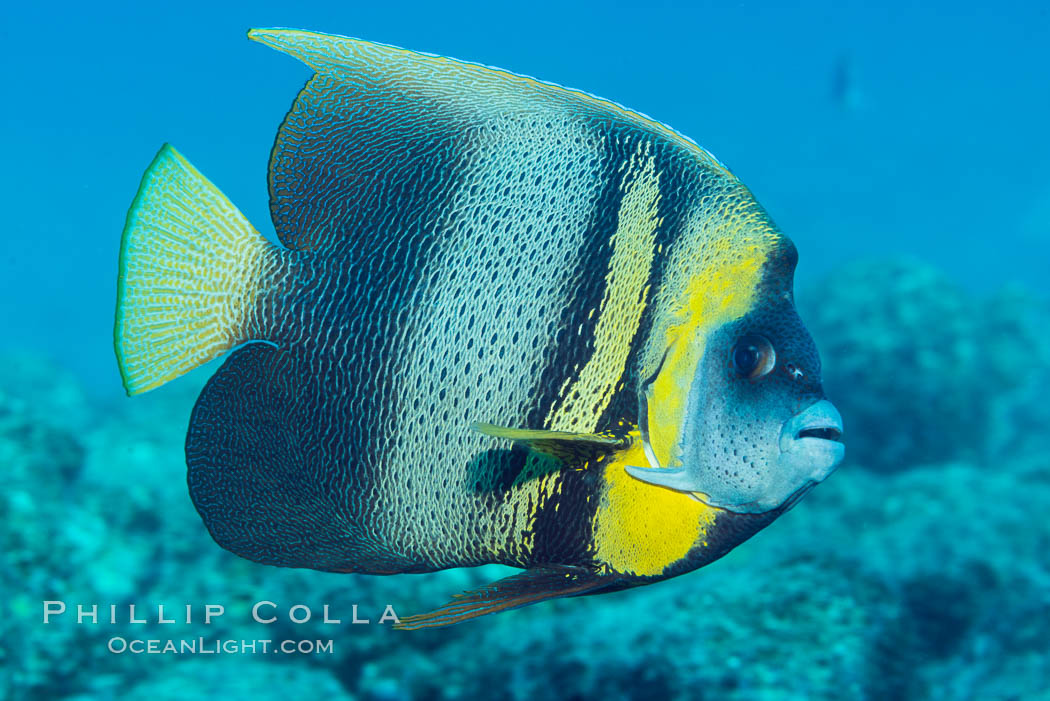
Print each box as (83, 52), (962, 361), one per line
(731, 334), (776, 380)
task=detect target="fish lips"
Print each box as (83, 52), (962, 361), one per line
(772, 399), (845, 504)
(779, 399), (846, 474)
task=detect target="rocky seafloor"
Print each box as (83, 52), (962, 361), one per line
(3, 258), (1049, 700)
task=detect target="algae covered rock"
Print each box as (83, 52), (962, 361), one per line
(115, 658), (354, 701)
(4, 260), (1050, 700)
(799, 258), (1049, 471)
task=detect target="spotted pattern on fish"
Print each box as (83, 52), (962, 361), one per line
(114, 29), (822, 628)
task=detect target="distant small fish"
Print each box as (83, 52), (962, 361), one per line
(114, 29), (845, 628)
(831, 51), (864, 112)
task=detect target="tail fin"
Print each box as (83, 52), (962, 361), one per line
(115, 144), (279, 395)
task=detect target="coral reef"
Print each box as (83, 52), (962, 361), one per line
(798, 258), (1050, 472)
(4, 260), (1050, 700)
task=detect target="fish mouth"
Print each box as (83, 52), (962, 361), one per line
(778, 399), (846, 482)
(788, 399), (845, 445)
(796, 425), (843, 442)
(782, 400), (845, 450)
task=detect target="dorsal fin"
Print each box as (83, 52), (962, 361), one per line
(247, 28), (731, 252)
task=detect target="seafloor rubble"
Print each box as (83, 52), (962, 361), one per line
(3, 259), (1048, 700)
(800, 258), (1050, 471)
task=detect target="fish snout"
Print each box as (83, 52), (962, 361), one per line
(778, 399), (845, 483)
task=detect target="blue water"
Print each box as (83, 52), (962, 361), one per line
(3, 1), (1048, 389)
(2, 2), (1049, 699)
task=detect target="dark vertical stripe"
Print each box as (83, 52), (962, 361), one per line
(518, 123), (636, 431)
(528, 463), (603, 566)
(595, 142), (701, 430)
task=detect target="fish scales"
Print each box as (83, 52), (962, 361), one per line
(115, 29), (845, 627)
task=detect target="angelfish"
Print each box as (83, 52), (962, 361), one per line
(114, 29), (845, 629)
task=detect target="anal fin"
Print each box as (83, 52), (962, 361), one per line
(395, 566), (614, 630)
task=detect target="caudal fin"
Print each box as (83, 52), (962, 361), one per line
(114, 144), (279, 395)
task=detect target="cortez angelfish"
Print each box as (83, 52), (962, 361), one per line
(114, 29), (845, 628)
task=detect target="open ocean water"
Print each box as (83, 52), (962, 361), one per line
(2, 2), (1048, 699)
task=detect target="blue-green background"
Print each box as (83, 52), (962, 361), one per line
(4, 1), (1048, 387)
(2, 1), (1048, 699)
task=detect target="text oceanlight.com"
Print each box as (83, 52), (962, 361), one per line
(107, 637), (334, 655)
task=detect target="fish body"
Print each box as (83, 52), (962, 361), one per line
(115, 29), (844, 628)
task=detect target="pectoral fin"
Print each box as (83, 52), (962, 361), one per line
(395, 566), (615, 630)
(472, 423), (630, 463)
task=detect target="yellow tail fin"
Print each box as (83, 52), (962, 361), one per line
(115, 144), (278, 395)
